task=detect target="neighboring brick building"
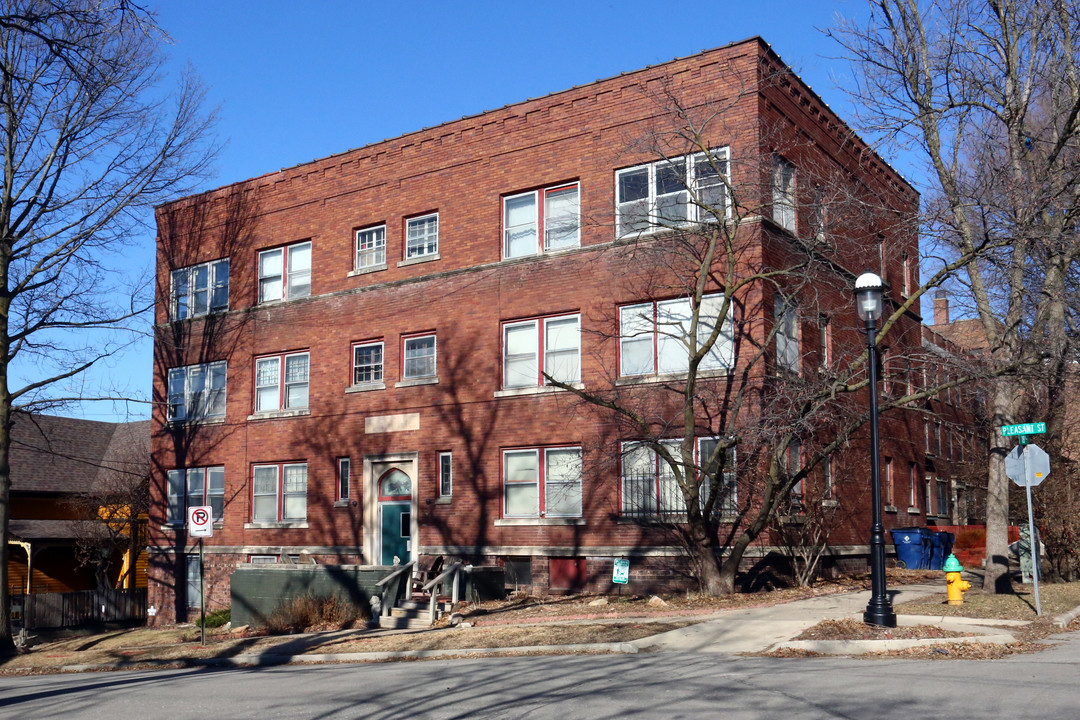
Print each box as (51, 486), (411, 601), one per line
(149, 38), (940, 622)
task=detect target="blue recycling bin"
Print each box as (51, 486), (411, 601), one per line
(890, 527), (928, 569)
(928, 531), (955, 570)
(919, 527), (935, 569)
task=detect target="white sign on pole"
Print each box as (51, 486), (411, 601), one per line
(188, 506), (214, 537)
(1005, 444), (1050, 487)
(612, 558), (630, 584)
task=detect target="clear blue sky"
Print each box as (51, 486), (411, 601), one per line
(69, 0), (878, 421)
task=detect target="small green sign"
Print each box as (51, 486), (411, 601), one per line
(613, 558), (630, 585)
(1001, 422), (1046, 437)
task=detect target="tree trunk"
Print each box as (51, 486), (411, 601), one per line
(0, 403), (14, 655)
(984, 378), (1021, 593)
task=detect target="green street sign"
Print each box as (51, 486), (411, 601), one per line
(1001, 422), (1046, 437)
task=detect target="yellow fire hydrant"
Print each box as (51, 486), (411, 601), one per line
(944, 554), (970, 605)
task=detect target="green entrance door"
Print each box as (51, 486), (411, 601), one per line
(378, 468), (413, 565)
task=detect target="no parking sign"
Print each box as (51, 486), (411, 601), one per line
(188, 506), (214, 537)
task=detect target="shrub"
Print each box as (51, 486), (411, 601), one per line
(265, 592), (368, 634)
(200, 607), (231, 629)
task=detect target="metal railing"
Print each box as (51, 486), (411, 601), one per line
(10, 588), (147, 630)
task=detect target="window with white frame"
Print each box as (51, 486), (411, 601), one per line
(698, 437), (737, 515)
(937, 478), (949, 516)
(503, 314), (580, 388)
(615, 149), (729, 236)
(438, 452), (452, 498)
(818, 315), (831, 367)
(167, 466), (225, 524)
(352, 341), (384, 386)
(503, 446), (582, 518)
(167, 361), (227, 422)
(405, 213), (438, 259)
(787, 441), (803, 499)
(775, 296), (799, 374)
(258, 241), (311, 303)
(171, 258), (229, 320)
(504, 183), (580, 258)
(186, 555), (202, 608)
(252, 462), (307, 523)
(254, 352), (309, 412)
(619, 293), (733, 377)
(909, 462), (919, 509)
(772, 156), (796, 232)
(337, 458), (350, 501)
(822, 454), (834, 500)
(402, 334), (436, 379)
(885, 456), (894, 506)
(355, 225), (386, 270)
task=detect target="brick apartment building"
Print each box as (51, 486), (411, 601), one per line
(148, 37), (967, 622)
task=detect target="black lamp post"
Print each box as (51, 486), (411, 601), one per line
(855, 271), (897, 628)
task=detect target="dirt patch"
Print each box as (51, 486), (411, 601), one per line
(894, 580), (1080, 620)
(792, 619), (973, 641)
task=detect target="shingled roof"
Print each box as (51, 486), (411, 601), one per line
(9, 413), (150, 495)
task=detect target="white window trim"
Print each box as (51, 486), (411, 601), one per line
(355, 224), (387, 272)
(351, 340), (385, 387)
(252, 462), (308, 524)
(438, 452), (453, 499)
(502, 313), (581, 389)
(253, 351), (310, 414)
(618, 293), (734, 378)
(503, 182), (581, 259)
(258, 241), (312, 304)
(502, 446), (583, 519)
(405, 213), (439, 259)
(167, 361), (227, 423)
(775, 295), (800, 375)
(338, 457), (351, 502)
(402, 333), (437, 380)
(772, 156), (796, 233)
(170, 258), (229, 320)
(615, 148), (731, 238)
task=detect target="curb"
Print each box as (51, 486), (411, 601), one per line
(775, 632), (1017, 656)
(1053, 602), (1080, 629)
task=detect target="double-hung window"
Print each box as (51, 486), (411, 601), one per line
(775, 296), (799, 374)
(258, 241), (311, 303)
(254, 352), (309, 412)
(352, 341), (384, 386)
(171, 259), (229, 320)
(697, 438), (737, 515)
(502, 314), (580, 388)
(405, 213), (438, 259)
(772, 156), (796, 232)
(355, 225), (386, 270)
(252, 462), (307, 523)
(619, 293), (733, 377)
(503, 183), (580, 258)
(402, 334), (436, 379)
(615, 149), (729, 236)
(503, 446), (582, 518)
(167, 362), (227, 422)
(167, 467), (225, 524)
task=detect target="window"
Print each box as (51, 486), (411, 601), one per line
(698, 437), (737, 515)
(810, 186), (828, 242)
(902, 252), (913, 296)
(167, 361), (227, 422)
(619, 293), (733, 377)
(504, 183), (580, 258)
(186, 555), (202, 608)
(171, 258), (229, 320)
(352, 341), (384, 386)
(909, 462), (919, 509)
(503, 447), (582, 518)
(787, 441), (803, 499)
(822, 454), (834, 500)
(355, 225), (386, 270)
(338, 458), (350, 501)
(167, 467), (225, 525)
(258, 241), (311, 303)
(937, 478), (950, 516)
(775, 296), (799, 374)
(438, 452), (452, 498)
(249, 555), (278, 565)
(818, 315), (831, 367)
(402, 334), (436, 379)
(615, 149), (729, 236)
(252, 463), (307, 523)
(254, 352), (309, 412)
(884, 457), (894, 506)
(772, 156), (796, 232)
(503, 314), (580, 388)
(405, 213), (438, 259)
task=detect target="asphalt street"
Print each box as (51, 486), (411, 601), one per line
(2, 632), (1078, 719)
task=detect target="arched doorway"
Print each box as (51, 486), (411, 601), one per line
(377, 468), (412, 565)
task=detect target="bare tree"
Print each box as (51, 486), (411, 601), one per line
(832, 0), (1080, 592)
(0, 0), (215, 654)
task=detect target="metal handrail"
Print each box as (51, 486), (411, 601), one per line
(375, 560), (415, 617)
(422, 561), (464, 624)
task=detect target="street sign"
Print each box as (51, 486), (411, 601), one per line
(188, 506), (214, 537)
(612, 558), (630, 585)
(1001, 422), (1046, 437)
(1005, 444), (1050, 488)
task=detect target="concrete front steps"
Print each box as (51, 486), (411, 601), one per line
(378, 598), (453, 630)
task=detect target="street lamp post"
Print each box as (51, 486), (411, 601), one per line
(855, 271), (897, 628)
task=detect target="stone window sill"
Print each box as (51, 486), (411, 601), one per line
(494, 383), (584, 398)
(348, 263), (388, 277)
(346, 382), (386, 394)
(397, 253), (441, 268)
(616, 369), (732, 386)
(494, 517), (585, 527)
(244, 522), (309, 529)
(395, 377), (439, 388)
(884, 505), (898, 514)
(246, 409), (310, 421)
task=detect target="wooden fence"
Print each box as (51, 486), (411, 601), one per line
(10, 588), (147, 630)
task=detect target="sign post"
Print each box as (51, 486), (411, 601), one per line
(1005, 442), (1048, 615)
(187, 506), (213, 644)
